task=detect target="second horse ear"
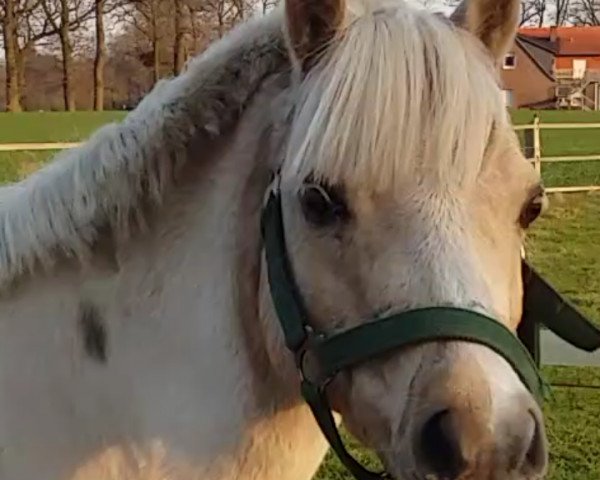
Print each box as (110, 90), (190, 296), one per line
(450, 0), (520, 62)
(283, 0), (345, 72)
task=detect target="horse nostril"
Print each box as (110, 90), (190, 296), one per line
(418, 409), (466, 480)
(521, 411), (548, 475)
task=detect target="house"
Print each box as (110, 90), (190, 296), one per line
(500, 26), (600, 110)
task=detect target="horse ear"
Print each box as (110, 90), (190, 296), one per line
(284, 0), (345, 71)
(450, 0), (520, 62)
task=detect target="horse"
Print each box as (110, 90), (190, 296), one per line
(0, 0), (550, 478)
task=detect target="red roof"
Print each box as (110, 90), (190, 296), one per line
(518, 26), (600, 56)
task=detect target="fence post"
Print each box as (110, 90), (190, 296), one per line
(533, 115), (541, 174)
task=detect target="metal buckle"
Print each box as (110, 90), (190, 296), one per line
(294, 326), (329, 386)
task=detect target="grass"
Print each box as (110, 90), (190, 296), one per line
(510, 109), (600, 125)
(0, 110), (597, 187)
(0, 111), (598, 478)
(0, 111), (126, 143)
(0, 112), (127, 184)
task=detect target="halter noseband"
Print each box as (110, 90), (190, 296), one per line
(260, 186), (600, 480)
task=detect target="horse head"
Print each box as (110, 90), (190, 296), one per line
(257, 0), (549, 478)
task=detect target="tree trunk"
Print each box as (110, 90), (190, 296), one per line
(59, 0), (75, 111)
(173, 0), (186, 76)
(537, 1), (546, 27)
(217, 7), (224, 38)
(16, 47), (27, 108)
(2, 0), (22, 112)
(94, 0), (106, 111)
(152, 1), (160, 84)
(152, 35), (160, 84)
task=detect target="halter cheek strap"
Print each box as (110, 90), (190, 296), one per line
(260, 187), (600, 480)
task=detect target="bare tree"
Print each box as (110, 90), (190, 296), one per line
(442, 0), (460, 9)
(414, 0), (439, 9)
(521, 0), (548, 25)
(15, 1), (63, 107)
(1, 0), (50, 111)
(40, 0), (95, 111)
(196, 0), (245, 38)
(571, 0), (600, 24)
(94, 0), (128, 110)
(1, 0), (21, 111)
(259, 0), (277, 14)
(94, 0), (105, 109)
(1, 0), (263, 111)
(120, 0), (170, 84)
(173, 0), (187, 75)
(554, 0), (572, 24)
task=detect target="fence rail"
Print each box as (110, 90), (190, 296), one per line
(513, 122), (600, 130)
(0, 142), (80, 152)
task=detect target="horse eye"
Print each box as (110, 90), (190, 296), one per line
(299, 183), (349, 228)
(520, 193), (546, 229)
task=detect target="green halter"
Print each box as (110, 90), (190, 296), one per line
(260, 187), (600, 480)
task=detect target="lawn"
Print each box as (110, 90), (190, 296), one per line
(0, 111), (126, 143)
(0, 112), (127, 184)
(0, 110), (598, 188)
(0, 110), (598, 478)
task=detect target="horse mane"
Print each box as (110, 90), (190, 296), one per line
(0, 10), (289, 288)
(283, 0), (511, 192)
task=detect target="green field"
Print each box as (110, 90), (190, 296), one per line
(0, 110), (598, 187)
(0, 112), (127, 183)
(0, 111), (598, 479)
(0, 112), (126, 142)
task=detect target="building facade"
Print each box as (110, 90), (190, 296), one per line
(500, 27), (600, 110)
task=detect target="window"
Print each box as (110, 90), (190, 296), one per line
(503, 53), (517, 69)
(573, 59), (587, 79)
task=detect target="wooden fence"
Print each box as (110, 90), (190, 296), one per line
(0, 117), (599, 193)
(514, 116), (600, 193)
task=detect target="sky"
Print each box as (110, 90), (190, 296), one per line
(406, 0), (457, 16)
